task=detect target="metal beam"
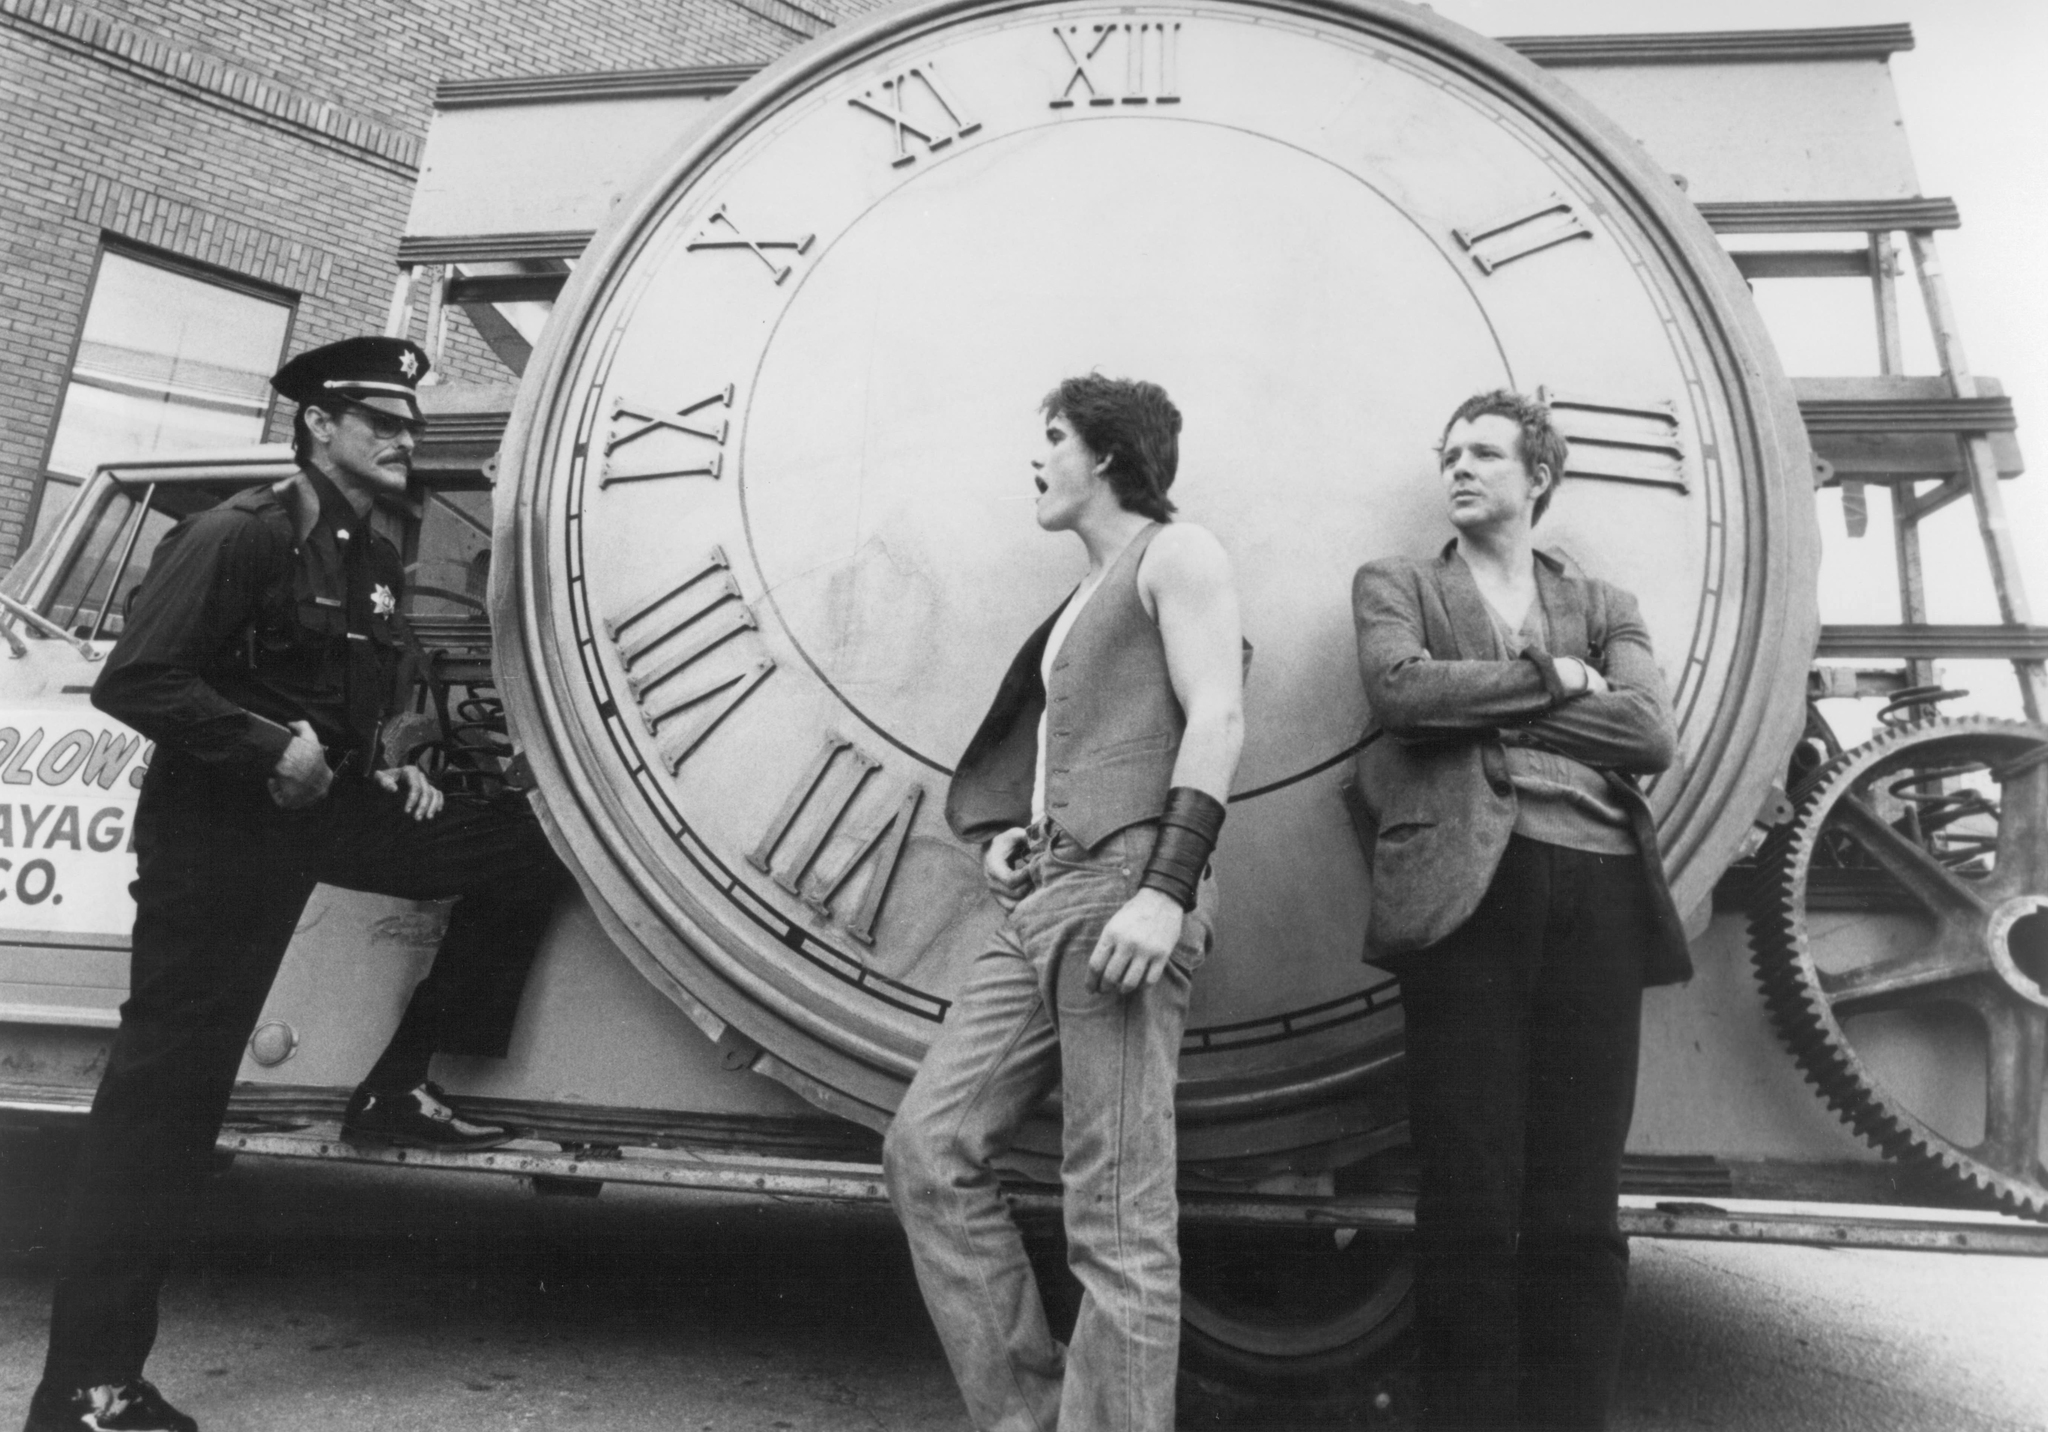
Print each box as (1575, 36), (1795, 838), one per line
(1501, 25), (1915, 66)
(1733, 249), (1874, 280)
(457, 303), (534, 377)
(1800, 395), (2016, 435)
(206, 1128), (2048, 1255)
(435, 65), (760, 109)
(1700, 199), (1961, 234)
(397, 232), (592, 266)
(1817, 624), (2048, 661)
(1909, 230), (2047, 718)
(423, 28), (1924, 118)
(445, 272), (569, 305)
(1897, 475), (1969, 522)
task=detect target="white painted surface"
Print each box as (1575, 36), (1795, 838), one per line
(1550, 59), (1921, 203)
(405, 93), (726, 238)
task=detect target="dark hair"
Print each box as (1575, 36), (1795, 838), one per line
(290, 398), (346, 467)
(1439, 389), (1569, 524)
(1041, 374), (1182, 522)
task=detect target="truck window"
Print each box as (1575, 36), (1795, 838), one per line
(42, 483), (178, 640)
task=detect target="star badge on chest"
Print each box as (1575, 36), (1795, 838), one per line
(371, 583), (396, 617)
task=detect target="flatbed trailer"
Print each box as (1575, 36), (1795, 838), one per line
(4, 1), (2045, 1401)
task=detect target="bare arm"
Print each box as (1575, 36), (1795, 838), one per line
(1151, 524), (1246, 801)
(1091, 524), (1244, 994)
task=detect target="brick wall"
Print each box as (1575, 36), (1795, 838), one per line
(0, 0), (885, 565)
(85, 0), (801, 132)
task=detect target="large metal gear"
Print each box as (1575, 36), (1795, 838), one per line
(1749, 715), (2048, 1219)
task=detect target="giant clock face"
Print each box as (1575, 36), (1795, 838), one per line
(496, 0), (1816, 1160)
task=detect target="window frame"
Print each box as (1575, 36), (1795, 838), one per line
(25, 237), (300, 544)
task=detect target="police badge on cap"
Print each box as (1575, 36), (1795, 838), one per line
(271, 336), (431, 420)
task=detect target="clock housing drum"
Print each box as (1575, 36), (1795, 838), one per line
(492, 0), (1818, 1167)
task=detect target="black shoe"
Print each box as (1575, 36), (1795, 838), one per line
(340, 1081), (514, 1150)
(22, 1378), (197, 1431)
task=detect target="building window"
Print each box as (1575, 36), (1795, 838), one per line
(35, 245), (294, 547)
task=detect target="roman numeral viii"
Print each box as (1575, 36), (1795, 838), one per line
(607, 546), (775, 771)
(749, 732), (926, 946)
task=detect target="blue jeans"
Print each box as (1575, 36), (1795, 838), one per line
(884, 821), (1213, 1432)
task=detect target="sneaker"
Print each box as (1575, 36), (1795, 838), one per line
(340, 1081), (514, 1150)
(22, 1378), (197, 1431)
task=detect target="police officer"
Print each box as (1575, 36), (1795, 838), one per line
(24, 337), (573, 1432)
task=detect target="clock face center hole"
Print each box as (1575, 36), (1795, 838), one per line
(1998, 899), (2048, 1000)
(740, 120), (1508, 784)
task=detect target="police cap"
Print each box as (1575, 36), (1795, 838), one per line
(271, 336), (430, 420)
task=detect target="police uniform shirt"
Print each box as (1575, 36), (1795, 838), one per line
(92, 465), (408, 784)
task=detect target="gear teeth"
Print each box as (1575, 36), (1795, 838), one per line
(1745, 715), (2048, 1223)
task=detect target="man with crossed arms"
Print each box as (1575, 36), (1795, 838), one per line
(1351, 390), (1692, 1431)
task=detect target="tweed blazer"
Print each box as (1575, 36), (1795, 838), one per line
(1350, 543), (1693, 986)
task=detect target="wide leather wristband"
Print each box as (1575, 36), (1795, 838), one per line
(1140, 786), (1227, 911)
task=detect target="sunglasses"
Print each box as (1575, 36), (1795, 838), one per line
(340, 401), (429, 443)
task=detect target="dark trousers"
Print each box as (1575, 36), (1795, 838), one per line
(42, 768), (570, 1388)
(1394, 836), (1651, 1432)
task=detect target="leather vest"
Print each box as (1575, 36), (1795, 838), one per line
(947, 524), (1183, 850)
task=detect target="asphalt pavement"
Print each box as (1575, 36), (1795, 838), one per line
(0, 1145), (2042, 1431)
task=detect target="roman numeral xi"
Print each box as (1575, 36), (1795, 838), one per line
(848, 59), (981, 167)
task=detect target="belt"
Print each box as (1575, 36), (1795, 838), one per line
(324, 744), (371, 782)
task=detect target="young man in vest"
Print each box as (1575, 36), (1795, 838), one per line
(1351, 390), (1692, 1431)
(884, 375), (1244, 1432)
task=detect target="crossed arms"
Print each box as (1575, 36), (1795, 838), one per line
(1351, 563), (1675, 775)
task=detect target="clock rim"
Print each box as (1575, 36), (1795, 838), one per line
(491, 0), (1819, 1153)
